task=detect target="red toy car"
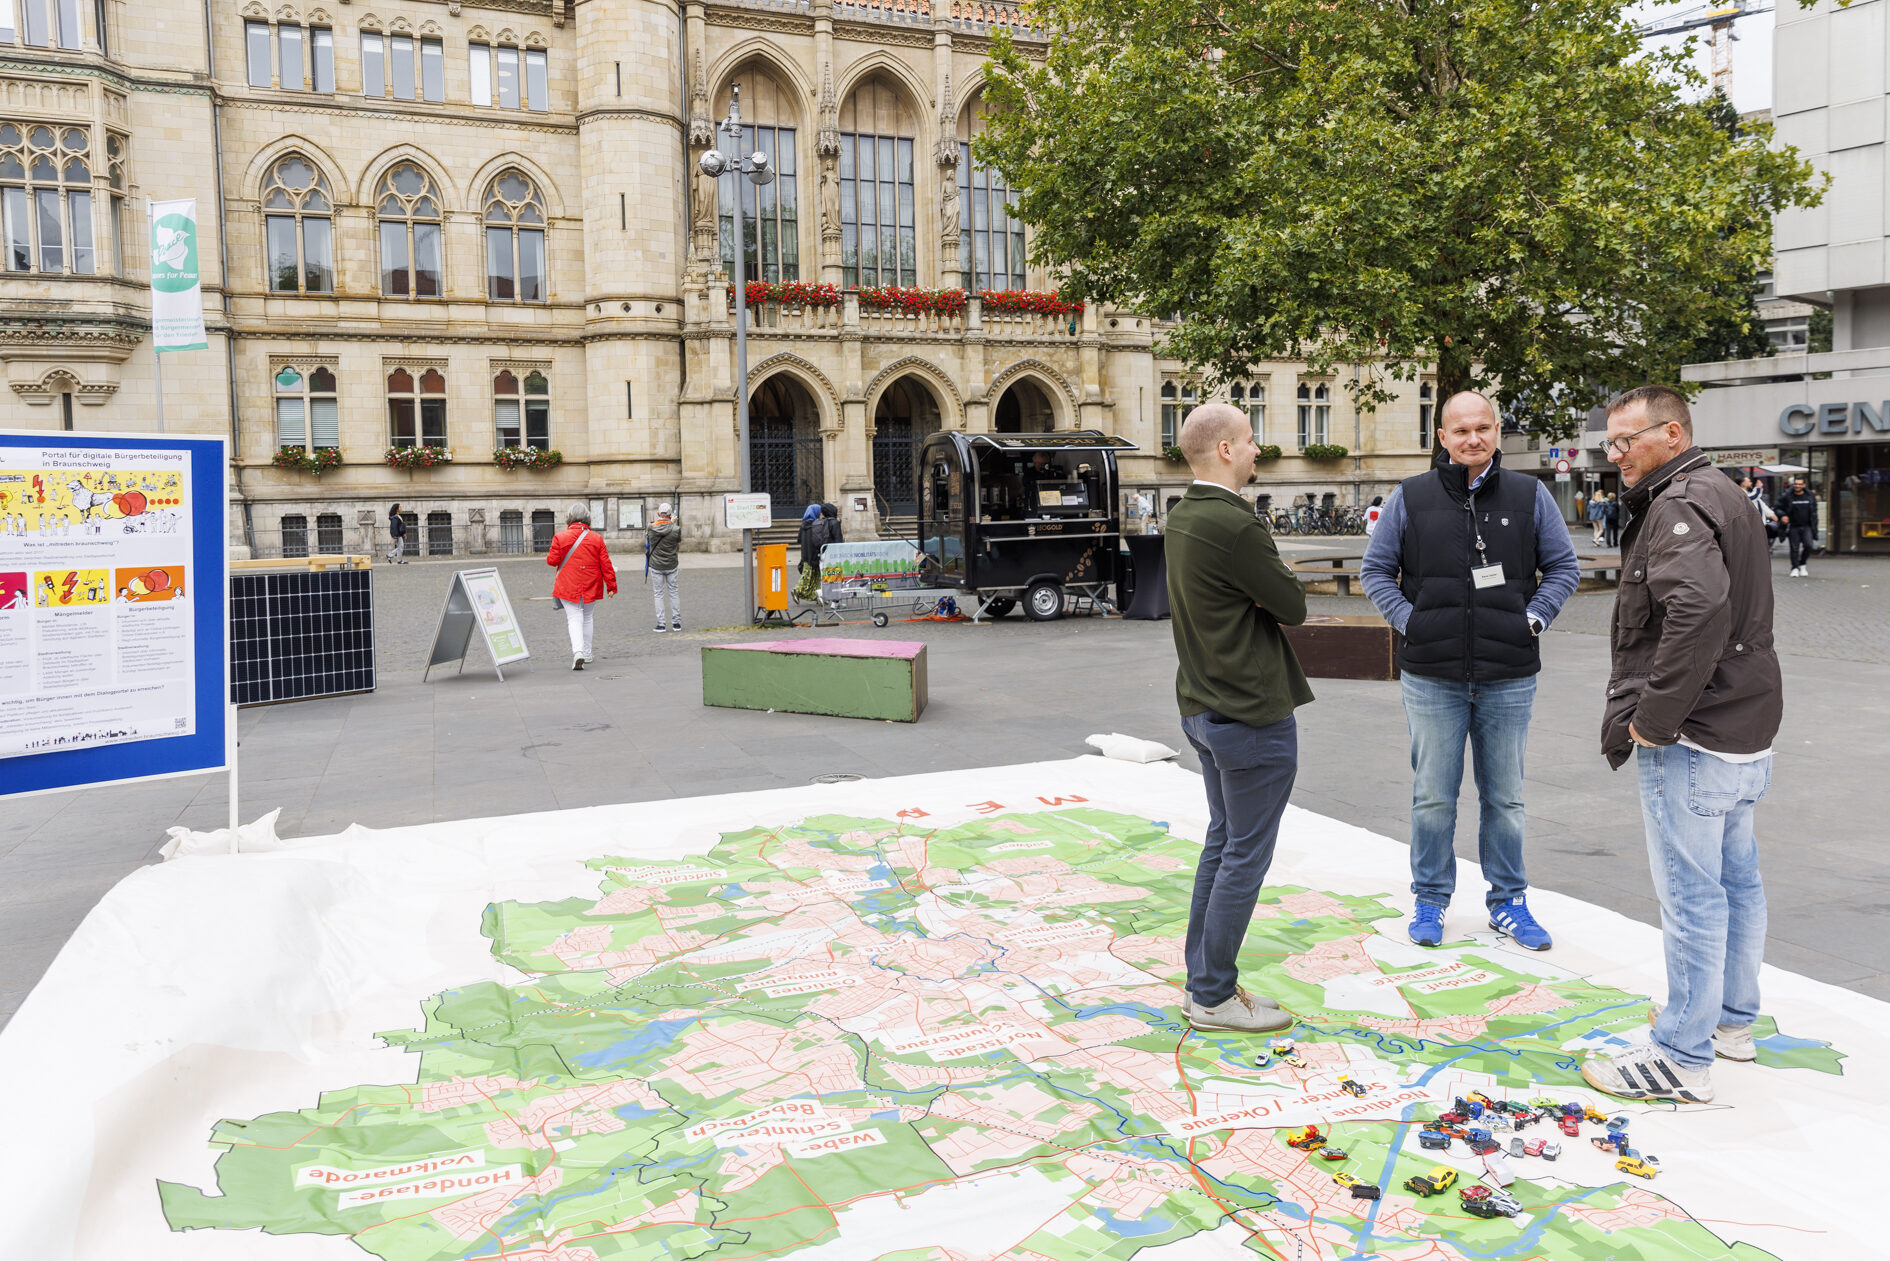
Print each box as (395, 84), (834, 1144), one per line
(1523, 1138), (1547, 1157)
(1287, 1125), (1326, 1151)
(1558, 1115), (1581, 1137)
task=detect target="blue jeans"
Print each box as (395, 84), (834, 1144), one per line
(1401, 673), (1536, 911)
(1180, 711), (1298, 1008)
(1637, 743), (1770, 1070)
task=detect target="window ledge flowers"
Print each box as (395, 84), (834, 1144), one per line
(493, 446), (564, 471)
(1256, 444), (1283, 459)
(858, 286), (969, 317)
(976, 289), (1084, 318)
(384, 445), (453, 470)
(744, 281), (842, 308)
(1301, 443), (1349, 459)
(272, 445), (343, 476)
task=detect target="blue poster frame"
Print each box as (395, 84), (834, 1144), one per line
(0, 430), (229, 796)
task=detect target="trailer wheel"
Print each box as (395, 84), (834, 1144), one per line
(872, 612), (889, 627)
(1023, 580), (1064, 622)
(983, 596), (1016, 618)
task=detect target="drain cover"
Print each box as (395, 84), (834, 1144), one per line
(810, 773), (863, 784)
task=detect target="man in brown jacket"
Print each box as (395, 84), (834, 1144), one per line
(1583, 385), (1782, 1106)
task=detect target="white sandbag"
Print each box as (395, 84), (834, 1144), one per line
(1085, 732), (1179, 763)
(158, 807), (285, 860)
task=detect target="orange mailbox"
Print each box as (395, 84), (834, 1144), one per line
(755, 542), (789, 615)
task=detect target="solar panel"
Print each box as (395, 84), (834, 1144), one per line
(230, 569), (377, 706)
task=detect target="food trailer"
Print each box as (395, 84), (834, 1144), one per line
(915, 430), (1137, 620)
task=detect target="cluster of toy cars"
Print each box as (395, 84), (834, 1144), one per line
(1417, 1093), (1660, 1186)
(1255, 1036), (1309, 1072)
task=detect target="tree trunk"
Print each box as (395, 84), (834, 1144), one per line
(1431, 336), (1474, 462)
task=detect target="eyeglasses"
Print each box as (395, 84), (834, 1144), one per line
(1598, 419), (1670, 457)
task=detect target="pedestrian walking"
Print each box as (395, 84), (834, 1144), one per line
(646, 502), (682, 632)
(1603, 491), (1622, 548)
(1775, 475), (1818, 576)
(546, 505), (617, 670)
(1364, 494), (1384, 536)
(1585, 384), (1781, 1105)
(1163, 403), (1311, 1036)
(793, 503), (822, 602)
(1360, 391), (1582, 951)
(1587, 492), (1607, 546)
(385, 503), (407, 564)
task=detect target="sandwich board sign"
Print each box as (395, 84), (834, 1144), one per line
(424, 568), (529, 681)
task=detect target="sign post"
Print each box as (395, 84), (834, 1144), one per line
(1, 431), (230, 802)
(424, 568), (530, 681)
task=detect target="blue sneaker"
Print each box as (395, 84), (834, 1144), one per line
(1409, 903), (1445, 947)
(1489, 896), (1553, 951)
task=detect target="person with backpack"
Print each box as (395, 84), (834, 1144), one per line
(546, 505), (617, 670)
(646, 503), (682, 631)
(793, 504), (822, 602)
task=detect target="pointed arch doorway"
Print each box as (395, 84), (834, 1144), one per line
(871, 376), (942, 516)
(994, 376), (1056, 433)
(749, 373), (824, 520)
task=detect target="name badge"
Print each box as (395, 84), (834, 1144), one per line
(1471, 563), (1505, 589)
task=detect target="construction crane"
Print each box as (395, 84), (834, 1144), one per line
(1636, 2), (1776, 99)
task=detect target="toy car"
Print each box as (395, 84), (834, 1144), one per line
(1437, 1109), (1468, 1125)
(1486, 1112), (1512, 1132)
(1467, 1127), (1491, 1144)
(1591, 1137), (1618, 1153)
(1453, 1096), (1473, 1115)
(1418, 1129), (1453, 1151)
(1404, 1166), (1457, 1197)
(1582, 1105), (1608, 1125)
(1318, 1146), (1349, 1161)
(1541, 1140), (1562, 1161)
(1337, 1075), (1368, 1097)
(1253, 1052), (1273, 1068)
(1334, 1172), (1380, 1200)
(1522, 1138), (1547, 1157)
(1468, 1091), (1497, 1108)
(1560, 1101), (1585, 1118)
(1270, 1037), (1296, 1055)
(1287, 1125), (1326, 1150)
(1508, 1137), (1526, 1158)
(1333, 1171), (1361, 1190)
(1486, 1188), (1526, 1216)
(1462, 1195), (1507, 1219)
(1606, 1115), (1629, 1131)
(1469, 1138), (1501, 1156)
(1605, 1129), (1629, 1152)
(1617, 1154), (1660, 1180)
(1482, 1152), (1516, 1186)
(1284, 1055), (1308, 1069)
(1466, 1100), (1485, 1119)
(1460, 1185), (1492, 1202)
(1530, 1096), (1561, 1109)
(1511, 1110), (1540, 1130)
(1557, 1115), (1581, 1138)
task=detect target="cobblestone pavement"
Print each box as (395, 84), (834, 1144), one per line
(5, 545), (1887, 1028)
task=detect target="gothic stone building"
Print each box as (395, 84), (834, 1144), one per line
(1, 0), (1435, 558)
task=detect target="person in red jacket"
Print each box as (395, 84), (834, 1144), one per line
(546, 505), (617, 670)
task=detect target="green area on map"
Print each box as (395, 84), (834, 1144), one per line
(159, 806), (1838, 1259)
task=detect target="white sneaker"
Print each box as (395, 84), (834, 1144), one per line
(1188, 987), (1293, 1034)
(1183, 989), (1279, 1018)
(1581, 1040), (1714, 1103)
(1648, 1003), (1757, 1062)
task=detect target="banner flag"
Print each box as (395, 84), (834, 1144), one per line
(147, 199), (208, 353)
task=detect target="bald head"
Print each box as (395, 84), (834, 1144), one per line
(1440, 391), (1497, 426)
(1179, 404), (1255, 477)
(1436, 390), (1499, 477)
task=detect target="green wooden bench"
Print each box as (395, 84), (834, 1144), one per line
(702, 637), (928, 722)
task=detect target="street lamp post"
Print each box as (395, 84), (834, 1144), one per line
(698, 85), (776, 620)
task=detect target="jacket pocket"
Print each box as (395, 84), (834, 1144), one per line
(1615, 569), (1651, 629)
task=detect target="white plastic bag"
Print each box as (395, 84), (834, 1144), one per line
(1085, 732), (1179, 763)
(159, 807), (286, 860)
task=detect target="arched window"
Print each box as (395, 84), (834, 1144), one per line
(263, 154), (333, 294)
(376, 162), (442, 298)
(484, 169), (544, 302)
(1296, 381), (1331, 449)
(274, 364), (338, 449)
(1417, 381), (1435, 448)
(1, 123), (95, 275)
(716, 73), (798, 283)
(957, 95), (1024, 292)
(388, 366), (447, 447)
(838, 78), (915, 288)
(105, 132), (127, 277)
(1232, 381), (1266, 441)
(493, 368), (550, 450)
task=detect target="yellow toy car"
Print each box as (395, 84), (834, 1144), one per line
(1616, 1154), (1660, 1180)
(1404, 1165), (1458, 1196)
(1583, 1104), (1608, 1125)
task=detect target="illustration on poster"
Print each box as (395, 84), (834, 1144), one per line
(114, 567), (186, 604)
(0, 468), (184, 536)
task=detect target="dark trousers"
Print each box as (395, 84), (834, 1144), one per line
(1179, 710), (1298, 1008)
(1787, 525), (1815, 568)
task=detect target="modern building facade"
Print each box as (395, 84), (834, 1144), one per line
(1681, 0), (1890, 555)
(2, 0), (1434, 557)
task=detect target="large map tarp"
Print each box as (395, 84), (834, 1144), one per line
(1, 757), (1883, 1260)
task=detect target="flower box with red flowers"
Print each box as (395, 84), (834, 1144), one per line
(383, 445), (454, 470)
(976, 289), (1085, 318)
(493, 446), (564, 471)
(743, 281), (843, 308)
(272, 445), (343, 476)
(856, 286), (969, 317)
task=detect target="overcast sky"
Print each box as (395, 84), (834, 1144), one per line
(1627, 1), (1776, 114)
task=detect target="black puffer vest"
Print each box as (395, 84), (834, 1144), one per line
(1396, 453), (1542, 682)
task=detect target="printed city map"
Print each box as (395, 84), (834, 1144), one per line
(157, 800), (1843, 1261)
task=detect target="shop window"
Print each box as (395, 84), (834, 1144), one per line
(387, 366), (447, 447)
(484, 170), (545, 302)
(262, 154), (333, 293)
(0, 122), (96, 274)
(498, 508), (524, 554)
(281, 513), (309, 558)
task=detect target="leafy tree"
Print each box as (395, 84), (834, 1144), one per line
(981, 0), (1824, 439)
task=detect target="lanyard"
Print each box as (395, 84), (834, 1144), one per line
(1466, 489), (1490, 568)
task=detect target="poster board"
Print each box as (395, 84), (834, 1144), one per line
(817, 539), (924, 601)
(0, 430), (228, 796)
(423, 568), (529, 681)
(723, 492), (771, 530)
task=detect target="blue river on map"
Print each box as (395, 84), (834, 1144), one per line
(1089, 1209), (1174, 1238)
(568, 1018), (695, 1070)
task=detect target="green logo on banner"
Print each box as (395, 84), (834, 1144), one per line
(150, 213), (199, 294)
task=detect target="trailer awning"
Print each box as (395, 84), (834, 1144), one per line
(969, 432), (1138, 452)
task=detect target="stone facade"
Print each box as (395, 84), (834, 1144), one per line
(1, 0), (1433, 558)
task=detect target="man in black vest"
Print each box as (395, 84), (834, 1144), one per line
(1361, 391), (1581, 950)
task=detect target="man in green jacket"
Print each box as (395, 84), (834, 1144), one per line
(1165, 404), (1313, 1035)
